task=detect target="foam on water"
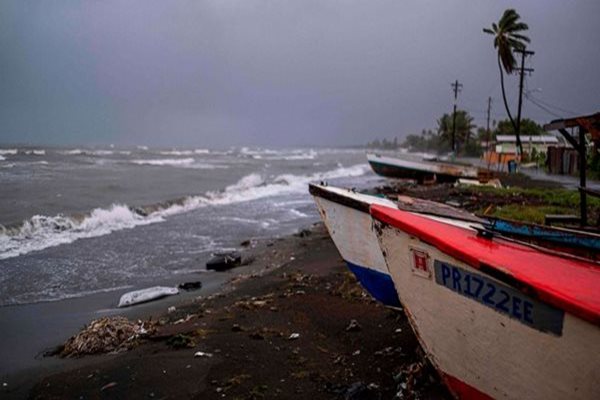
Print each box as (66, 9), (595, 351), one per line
(131, 158), (195, 166)
(0, 149), (18, 155)
(0, 163), (369, 260)
(0, 155), (5, 161)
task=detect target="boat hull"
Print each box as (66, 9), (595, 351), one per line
(367, 153), (478, 183)
(310, 187), (401, 307)
(373, 217), (600, 399)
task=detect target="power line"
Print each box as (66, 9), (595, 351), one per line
(525, 96), (564, 118)
(526, 93), (580, 116)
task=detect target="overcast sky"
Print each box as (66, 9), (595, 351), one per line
(1, 1), (598, 148)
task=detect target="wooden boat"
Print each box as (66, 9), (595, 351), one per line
(484, 216), (600, 261)
(309, 183), (479, 308)
(366, 153), (480, 183)
(371, 205), (600, 399)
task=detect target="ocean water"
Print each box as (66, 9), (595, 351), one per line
(0, 146), (378, 306)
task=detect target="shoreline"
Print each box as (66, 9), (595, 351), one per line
(0, 227), (320, 398)
(3, 222), (449, 399)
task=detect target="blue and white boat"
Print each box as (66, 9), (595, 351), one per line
(309, 183), (478, 307)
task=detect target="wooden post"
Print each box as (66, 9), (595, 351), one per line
(579, 126), (587, 226)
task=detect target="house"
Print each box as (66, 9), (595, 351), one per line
(483, 134), (564, 165)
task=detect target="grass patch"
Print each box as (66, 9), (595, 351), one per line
(458, 186), (600, 224)
(482, 205), (573, 224)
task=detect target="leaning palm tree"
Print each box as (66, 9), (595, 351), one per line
(483, 9), (530, 156)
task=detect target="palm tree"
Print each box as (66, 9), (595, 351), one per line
(437, 110), (475, 154)
(483, 9), (530, 156)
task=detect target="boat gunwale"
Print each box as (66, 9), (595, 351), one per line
(370, 204), (600, 327)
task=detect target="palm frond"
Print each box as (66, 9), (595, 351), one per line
(505, 22), (529, 33)
(509, 33), (531, 43)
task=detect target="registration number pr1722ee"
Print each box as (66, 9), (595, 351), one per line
(433, 260), (564, 335)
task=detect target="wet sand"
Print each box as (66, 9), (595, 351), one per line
(4, 224), (449, 399)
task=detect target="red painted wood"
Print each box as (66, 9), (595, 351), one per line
(442, 373), (494, 399)
(370, 205), (600, 326)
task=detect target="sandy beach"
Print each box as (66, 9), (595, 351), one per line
(3, 223), (449, 399)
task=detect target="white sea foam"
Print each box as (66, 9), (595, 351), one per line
(22, 149), (46, 155)
(0, 205), (163, 260)
(289, 209), (308, 218)
(0, 163), (369, 259)
(239, 147), (317, 161)
(137, 145), (149, 150)
(0, 149), (17, 155)
(0, 155), (5, 161)
(159, 150), (194, 156)
(131, 158), (195, 166)
(60, 149), (84, 155)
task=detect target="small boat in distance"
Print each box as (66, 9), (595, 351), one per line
(366, 153), (480, 183)
(371, 205), (600, 399)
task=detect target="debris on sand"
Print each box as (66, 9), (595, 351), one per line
(166, 334), (195, 349)
(61, 317), (155, 357)
(178, 281), (202, 291)
(345, 319), (362, 332)
(118, 286), (179, 308)
(206, 251), (242, 271)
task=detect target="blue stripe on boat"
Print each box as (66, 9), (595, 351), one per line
(345, 261), (401, 307)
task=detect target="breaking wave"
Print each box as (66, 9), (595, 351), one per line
(0, 149), (17, 155)
(159, 149), (210, 156)
(60, 149), (115, 156)
(0, 163), (369, 260)
(0, 155), (5, 161)
(131, 158), (195, 166)
(239, 147), (317, 160)
(21, 149), (46, 156)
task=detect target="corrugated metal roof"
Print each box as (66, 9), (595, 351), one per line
(496, 135), (560, 143)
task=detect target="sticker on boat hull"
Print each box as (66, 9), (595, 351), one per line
(410, 248), (431, 279)
(433, 260), (564, 335)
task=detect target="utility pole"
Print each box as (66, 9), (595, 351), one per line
(514, 48), (534, 157)
(451, 79), (463, 154)
(485, 96), (492, 170)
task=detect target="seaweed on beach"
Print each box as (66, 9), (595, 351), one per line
(61, 316), (155, 357)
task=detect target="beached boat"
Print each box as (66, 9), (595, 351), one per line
(309, 183), (479, 308)
(371, 205), (600, 399)
(366, 153), (480, 183)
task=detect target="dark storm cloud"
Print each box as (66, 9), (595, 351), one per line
(1, 1), (599, 147)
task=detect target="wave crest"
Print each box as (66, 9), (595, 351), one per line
(0, 163), (369, 259)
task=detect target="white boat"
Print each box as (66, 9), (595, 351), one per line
(308, 183), (480, 308)
(371, 205), (600, 399)
(366, 153), (480, 183)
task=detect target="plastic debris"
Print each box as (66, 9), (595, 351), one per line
(100, 382), (118, 391)
(61, 316), (155, 357)
(118, 286), (179, 308)
(288, 333), (300, 340)
(345, 319), (361, 332)
(352, 350), (361, 356)
(194, 351), (213, 358)
(168, 306), (176, 313)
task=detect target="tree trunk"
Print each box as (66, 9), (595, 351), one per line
(498, 56), (523, 156)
